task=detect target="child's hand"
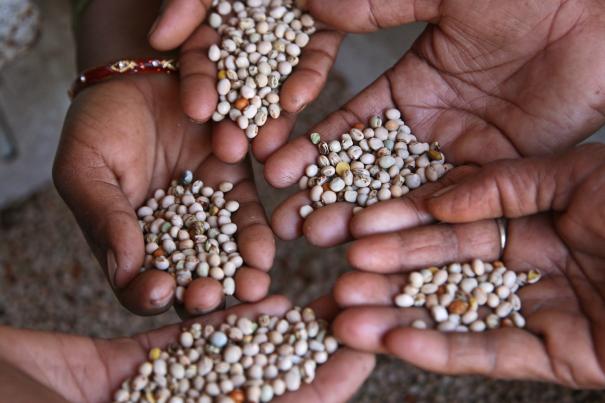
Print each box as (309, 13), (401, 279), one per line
(148, 0), (344, 163)
(54, 74), (275, 316)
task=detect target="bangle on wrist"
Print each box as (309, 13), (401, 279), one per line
(69, 58), (179, 99)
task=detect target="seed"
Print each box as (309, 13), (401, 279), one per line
(385, 108), (401, 120)
(460, 278), (478, 294)
(180, 331), (194, 348)
(369, 116), (382, 128)
(461, 310), (478, 325)
(234, 97), (249, 110)
(208, 44), (221, 62)
(496, 285), (510, 299)
(395, 294), (414, 308)
(310, 132), (321, 144)
(217, 79), (231, 95)
(411, 319), (428, 329)
(527, 269), (541, 284)
(321, 190), (337, 204)
(470, 320), (486, 332)
(299, 205), (314, 219)
(510, 312), (526, 328)
(496, 301), (513, 318)
(335, 161), (350, 176)
(149, 347), (161, 361)
(432, 269), (448, 286)
(329, 177), (345, 192)
(421, 283), (438, 294)
(428, 149), (444, 161)
(448, 300), (468, 315)
(431, 305), (448, 322)
(438, 320), (457, 332)
(471, 259), (485, 276)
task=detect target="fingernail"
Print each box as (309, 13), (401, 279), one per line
(150, 287), (174, 307)
(432, 184), (456, 198)
(148, 16), (161, 38)
(106, 249), (118, 289)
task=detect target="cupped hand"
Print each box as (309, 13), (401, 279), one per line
(148, 0), (343, 163)
(53, 74), (275, 316)
(332, 143), (605, 388)
(0, 296), (375, 402)
(267, 0), (605, 245)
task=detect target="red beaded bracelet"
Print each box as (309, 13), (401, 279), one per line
(69, 58), (179, 98)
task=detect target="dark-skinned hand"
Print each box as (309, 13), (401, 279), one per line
(333, 144), (605, 388)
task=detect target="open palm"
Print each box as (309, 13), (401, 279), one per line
(0, 296), (375, 402)
(333, 144), (605, 388)
(54, 74), (275, 316)
(266, 0), (605, 244)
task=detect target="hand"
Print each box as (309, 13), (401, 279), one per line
(266, 0), (605, 245)
(54, 74), (275, 316)
(332, 143), (605, 388)
(0, 296), (375, 402)
(148, 0), (343, 163)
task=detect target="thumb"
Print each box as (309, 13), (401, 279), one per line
(427, 144), (605, 223)
(148, 0), (211, 51)
(307, 0), (441, 32)
(53, 149), (144, 290)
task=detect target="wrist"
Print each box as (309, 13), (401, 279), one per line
(75, 0), (172, 71)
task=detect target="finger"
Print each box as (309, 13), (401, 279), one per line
(183, 277), (224, 314)
(138, 295), (293, 349)
(229, 179), (276, 271)
(307, 0), (442, 32)
(350, 166), (476, 238)
(271, 191), (310, 241)
(148, 0), (211, 51)
(271, 191), (353, 245)
(427, 145), (605, 223)
(53, 145), (144, 292)
(332, 306), (428, 353)
(212, 120), (250, 164)
(334, 271), (404, 307)
(193, 157), (275, 304)
(275, 348), (375, 403)
(117, 270), (176, 315)
(383, 327), (556, 382)
(264, 75), (396, 189)
(251, 111), (297, 163)
(279, 30), (344, 113)
(212, 111), (298, 164)
(179, 24), (220, 122)
(303, 203), (354, 247)
(524, 303), (605, 387)
(347, 220), (502, 273)
(234, 267), (271, 302)
(307, 294), (341, 321)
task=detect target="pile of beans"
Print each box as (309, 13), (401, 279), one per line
(137, 171), (243, 302)
(394, 259), (542, 332)
(113, 307), (338, 403)
(298, 108), (454, 218)
(208, 0), (316, 138)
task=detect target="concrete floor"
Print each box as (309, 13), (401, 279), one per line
(0, 0), (605, 402)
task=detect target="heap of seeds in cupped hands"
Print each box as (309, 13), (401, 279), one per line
(137, 171), (242, 302)
(394, 259), (542, 332)
(298, 108), (455, 218)
(207, 0), (316, 139)
(113, 306), (339, 403)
